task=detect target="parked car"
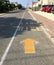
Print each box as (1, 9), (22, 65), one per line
(42, 5), (52, 12)
(42, 5), (47, 11)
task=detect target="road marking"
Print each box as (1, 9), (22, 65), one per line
(36, 27), (40, 31)
(20, 38), (38, 54)
(28, 11), (54, 44)
(31, 27), (43, 31)
(31, 29), (37, 31)
(0, 11), (26, 65)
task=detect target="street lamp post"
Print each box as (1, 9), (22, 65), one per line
(32, 0), (33, 10)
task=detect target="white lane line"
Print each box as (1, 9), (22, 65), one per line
(0, 11), (26, 65)
(28, 11), (54, 44)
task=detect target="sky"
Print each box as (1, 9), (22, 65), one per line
(9, 0), (38, 7)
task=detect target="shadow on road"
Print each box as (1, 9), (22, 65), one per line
(0, 17), (42, 38)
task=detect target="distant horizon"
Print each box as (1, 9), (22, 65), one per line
(9, 0), (38, 7)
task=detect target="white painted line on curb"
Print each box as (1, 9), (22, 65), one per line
(28, 11), (54, 44)
(0, 11), (26, 65)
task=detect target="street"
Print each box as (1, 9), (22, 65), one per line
(0, 9), (54, 65)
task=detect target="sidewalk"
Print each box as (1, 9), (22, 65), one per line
(29, 10), (54, 38)
(0, 9), (19, 16)
(34, 11), (54, 21)
(0, 13), (6, 16)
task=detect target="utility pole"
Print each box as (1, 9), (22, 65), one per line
(32, 0), (33, 10)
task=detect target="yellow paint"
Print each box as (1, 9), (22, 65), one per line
(31, 29), (36, 31)
(31, 27), (43, 31)
(20, 38), (37, 54)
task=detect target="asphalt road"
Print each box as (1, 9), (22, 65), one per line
(0, 9), (54, 65)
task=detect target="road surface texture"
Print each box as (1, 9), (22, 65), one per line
(0, 10), (54, 65)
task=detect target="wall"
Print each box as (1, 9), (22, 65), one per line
(39, 0), (54, 5)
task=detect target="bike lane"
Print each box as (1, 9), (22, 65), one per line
(2, 11), (54, 65)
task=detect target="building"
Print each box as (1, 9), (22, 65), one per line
(48, 0), (54, 5)
(38, 0), (54, 5)
(29, 0), (54, 11)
